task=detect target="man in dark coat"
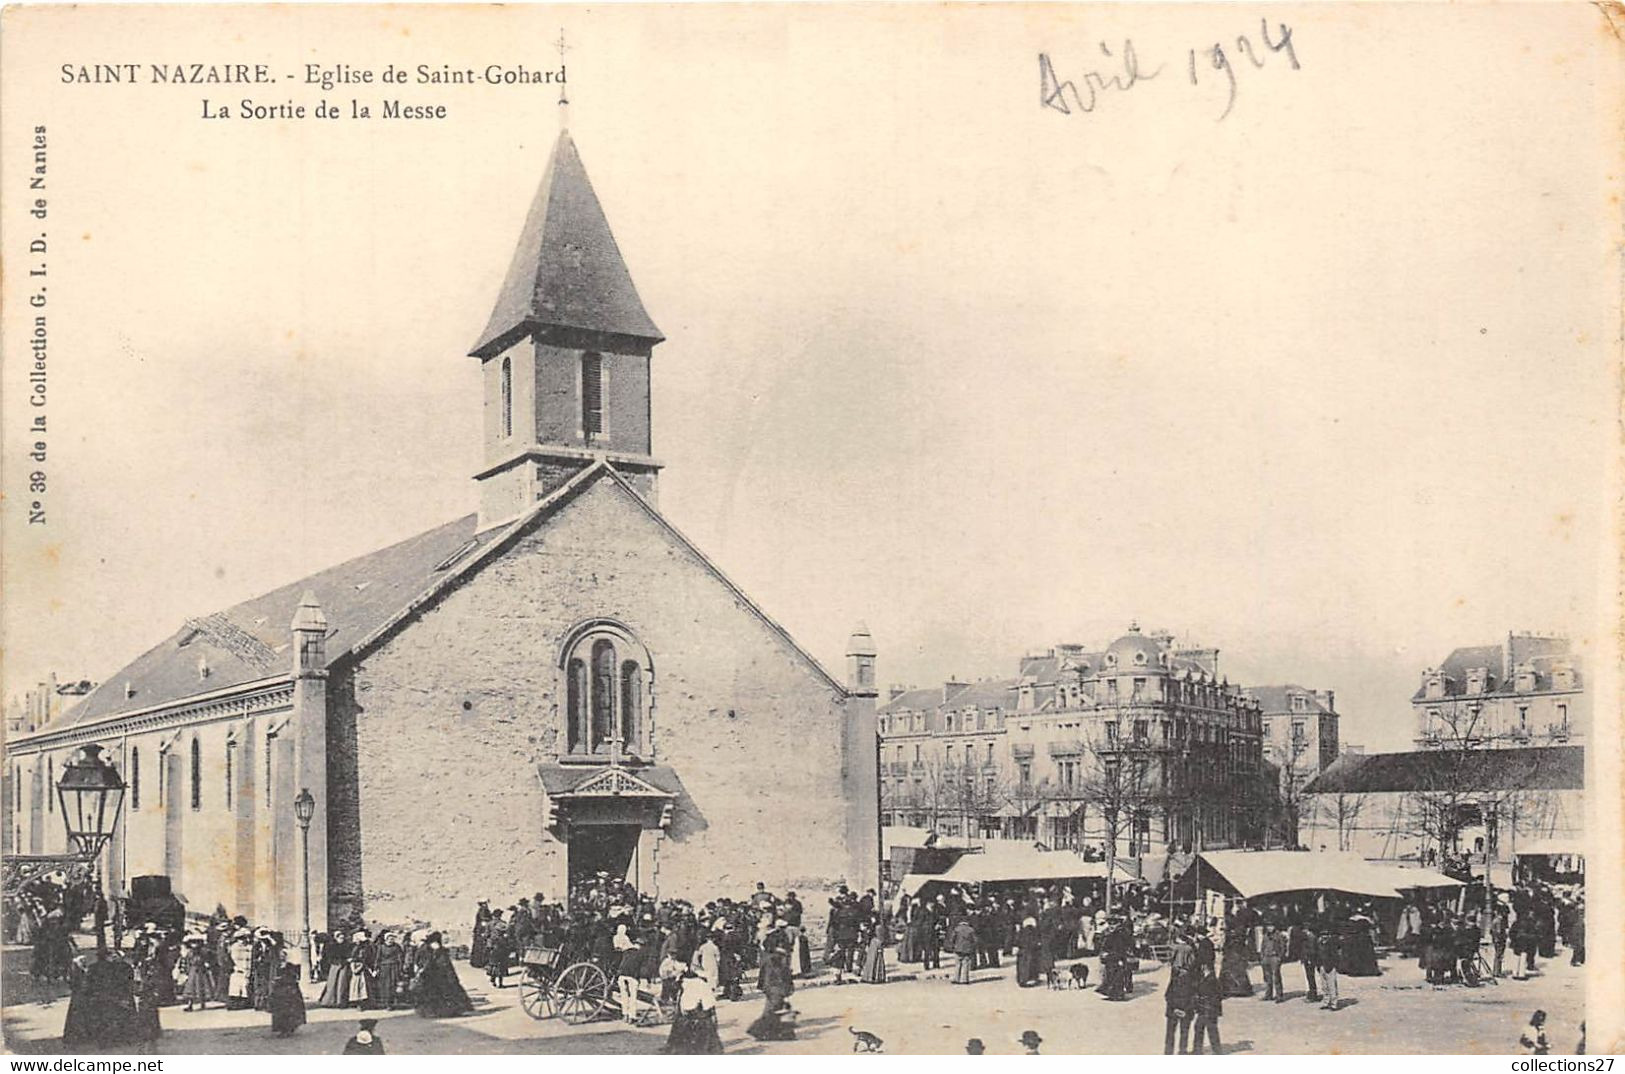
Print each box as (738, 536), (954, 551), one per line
(1315, 922), (1341, 1010)
(1191, 965), (1224, 1054)
(1289, 919), (1320, 1002)
(1163, 959), (1195, 1054)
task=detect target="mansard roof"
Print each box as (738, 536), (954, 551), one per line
(470, 129), (662, 358)
(1245, 684), (1335, 716)
(1413, 636), (1581, 701)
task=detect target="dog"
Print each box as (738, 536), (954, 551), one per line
(1069, 962), (1092, 989)
(1046, 967), (1066, 990)
(849, 1027), (884, 1053)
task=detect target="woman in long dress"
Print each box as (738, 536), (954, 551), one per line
(414, 932), (474, 1018)
(895, 898), (915, 963)
(317, 932), (354, 1008)
(268, 963), (307, 1037)
(178, 935), (214, 1011)
(746, 943), (796, 1041)
(665, 967), (724, 1054)
(1014, 918), (1042, 987)
(469, 902), (491, 970)
(860, 926), (887, 984)
(1340, 910), (1381, 977)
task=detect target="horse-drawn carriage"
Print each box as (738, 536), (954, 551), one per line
(517, 945), (675, 1026)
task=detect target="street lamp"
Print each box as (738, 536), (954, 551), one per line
(56, 744), (125, 954)
(293, 787), (316, 979)
(56, 744), (127, 860)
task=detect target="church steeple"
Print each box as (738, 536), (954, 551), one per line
(470, 128), (663, 531)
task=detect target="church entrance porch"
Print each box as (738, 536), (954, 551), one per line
(537, 763), (681, 901)
(568, 823), (640, 888)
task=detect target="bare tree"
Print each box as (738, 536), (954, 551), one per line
(1267, 732), (1315, 848)
(1403, 696), (1549, 937)
(1316, 788), (1371, 852)
(1074, 725), (1161, 914)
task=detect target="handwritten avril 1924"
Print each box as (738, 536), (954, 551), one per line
(1041, 17), (1300, 122)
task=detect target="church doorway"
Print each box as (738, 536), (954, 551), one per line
(568, 824), (641, 890)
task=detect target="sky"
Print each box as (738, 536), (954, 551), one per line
(3, 4), (1616, 753)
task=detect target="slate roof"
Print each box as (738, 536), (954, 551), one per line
(941, 679), (1018, 711)
(32, 462), (846, 739)
(1303, 745), (1584, 795)
(41, 515), (497, 730)
(880, 685), (966, 715)
(1413, 636), (1579, 701)
(471, 129), (662, 357)
(1244, 685), (1334, 716)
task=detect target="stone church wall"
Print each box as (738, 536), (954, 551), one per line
(332, 474), (865, 940)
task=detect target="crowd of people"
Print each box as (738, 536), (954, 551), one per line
(28, 857), (1587, 1055)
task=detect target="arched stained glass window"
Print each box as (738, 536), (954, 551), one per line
(191, 737), (202, 811)
(131, 748), (141, 812)
(620, 661), (642, 752)
(591, 640), (617, 753)
(567, 657), (588, 754)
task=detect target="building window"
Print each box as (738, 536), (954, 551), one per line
(986, 743), (995, 766)
(1556, 703), (1568, 727)
(581, 352), (604, 438)
(265, 736), (274, 809)
(46, 757), (53, 813)
(1291, 720), (1306, 743)
(591, 640), (616, 751)
(914, 745), (921, 763)
(131, 748), (141, 812)
(1105, 722), (1118, 744)
(1132, 678), (1146, 701)
(1018, 762), (1032, 785)
(225, 742), (235, 810)
(190, 737), (202, 811)
(500, 356), (513, 438)
(561, 621), (650, 758)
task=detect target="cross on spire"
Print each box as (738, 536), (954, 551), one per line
(554, 27), (571, 111)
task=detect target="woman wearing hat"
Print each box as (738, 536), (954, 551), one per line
(268, 962), (307, 1037)
(1014, 917), (1042, 987)
(226, 929), (254, 1009)
(414, 932), (474, 1018)
(177, 933), (214, 1012)
(664, 962), (724, 1054)
(745, 937), (796, 1042)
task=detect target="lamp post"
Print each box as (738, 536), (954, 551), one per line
(293, 787), (316, 979)
(55, 744), (126, 954)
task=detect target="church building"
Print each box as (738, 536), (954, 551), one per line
(5, 125), (881, 940)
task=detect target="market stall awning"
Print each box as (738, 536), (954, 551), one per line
(904, 844), (1108, 892)
(1185, 850), (1461, 900)
(1514, 838), (1584, 858)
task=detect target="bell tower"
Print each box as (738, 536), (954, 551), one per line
(469, 125), (664, 531)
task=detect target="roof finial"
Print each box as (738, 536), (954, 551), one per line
(554, 27), (571, 125)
